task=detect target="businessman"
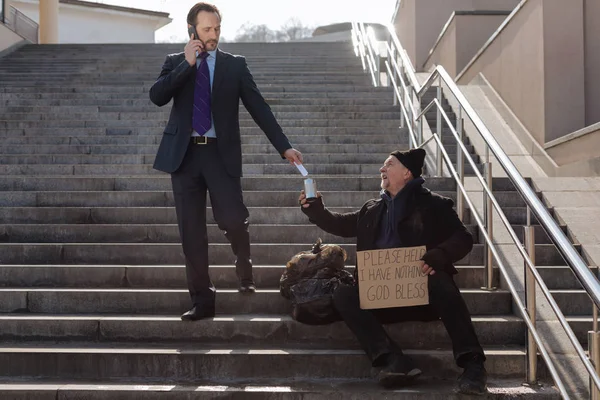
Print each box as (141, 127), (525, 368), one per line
(149, 2), (303, 321)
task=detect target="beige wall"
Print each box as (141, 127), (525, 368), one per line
(455, 15), (508, 76)
(542, 0), (585, 142)
(546, 123), (600, 166)
(393, 0), (416, 67)
(393, 0), (520, 70)
(424, 13), (509, 77)
(423, 17), (457, 75)
(458, 1), (545, 144)
(458, 0), (587, 145)
(0, 22), (24, 52)
(585, 0), (600, 125)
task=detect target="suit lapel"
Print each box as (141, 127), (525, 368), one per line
(211, 49), (228, 102)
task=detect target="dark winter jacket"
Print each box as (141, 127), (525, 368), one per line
(300, 184), (473, 276)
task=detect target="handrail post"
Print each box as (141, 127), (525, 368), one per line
(590, 305), (600, 399)
(456, 106), (465, 221)
(391, 43), (398, 107)
(436, 79), (443, 176)
(377, 42), (382, 87)
(417, 115), (423, 146)
(482, 150), (496, 290)
(525, 207), (538, 385)
(406, 83), (413, 136)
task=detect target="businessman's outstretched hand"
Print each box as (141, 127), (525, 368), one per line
(283, 148), (303, 165)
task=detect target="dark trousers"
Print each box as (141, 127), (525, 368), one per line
(170, 141), (253, 306)
(333, 270), (485, 368)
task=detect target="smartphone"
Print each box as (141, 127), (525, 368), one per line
(187, 25), (205, 58)
(187, 25), (198, 40)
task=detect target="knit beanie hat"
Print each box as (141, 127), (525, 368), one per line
(390, 148), (426, 178)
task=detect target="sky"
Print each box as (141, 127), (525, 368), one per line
(92, 0), (397, 42)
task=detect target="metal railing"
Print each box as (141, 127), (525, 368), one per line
(5, 5), (39, 44)
(352, 20), (600, 399)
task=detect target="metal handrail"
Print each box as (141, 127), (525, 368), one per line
(351, 22), (378, 87)
(420, 66), (600, 309)
(353, 19), (600, 398)
(5, 5), (39, 44)
(429, 127), (570, 396)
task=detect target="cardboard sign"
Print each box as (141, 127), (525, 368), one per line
(357, 246), (429, 309)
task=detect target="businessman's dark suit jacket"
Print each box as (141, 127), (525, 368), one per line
(149, 49), (292, 176)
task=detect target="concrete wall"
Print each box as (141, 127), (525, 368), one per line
(542, 0), (585, 142)
(393, 0), (416, 67)
(393, 0), (520, 69)
(585, 0), (600, 125)
(546, 123), (600, 166)
(423, 16), (456, 75)
(455, 14), (508, 76)
(0, 21), (24, 51)
(12, 0), (168, 43)
(423, 13), (509, 77)
(458, 0), (586, 145)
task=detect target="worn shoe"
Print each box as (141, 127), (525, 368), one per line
(377, 354), (422, 388)
(457, 360), (488, 395)
(180, 305), (215, 321)
(239, 281), (256, 293)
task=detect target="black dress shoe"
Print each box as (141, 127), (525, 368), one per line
(238, 282), (256, 293)
(457, 360), (487, 395)
(180, 305), (215, 321)
(377, 353), (422, 388)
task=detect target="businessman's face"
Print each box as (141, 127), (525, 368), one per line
(191, 11), (221, 51)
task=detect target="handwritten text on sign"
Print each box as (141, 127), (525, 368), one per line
(357, 246), (429, 309)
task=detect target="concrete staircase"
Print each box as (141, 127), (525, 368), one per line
(0, 42), (574, 398)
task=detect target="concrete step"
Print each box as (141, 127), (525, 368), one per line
(0, 119), (400, 130)
(0, 243), (568, 266)
(0, 175), (438, 192)
(0, 93), (392, 102)
(0, 75), (370, 82)
(0, 264), (579, 290)
(0, 164), (389, 176)
(0, 345), (542, 381)
(0, 112), (402, 122)
(0, 314), (526, 347)
(0, 72), (373, 79)
(0, 153), (392, 166)
(0, 223), (360, 243)
(0, 151), (480, 167)
(0, 161), (478, 178)
(0, 132), (408, 146)
(0, 126), (449, 137)
(0, 127), (409, 136)
(0, 176), (518, 192)
(2, 105), (400, 113)
(0, 67), (369, 75)
(0, 143), (469, 156)
(0, 379), (560, 400)
(0, 206), (525, 226)
(0, 87), (392, 96)
(0, 135), (459, 148)
(0, 288), (509, 315)
(0, 189), (525, 208)
(1, 85), (390, 94)
(548, 290), (599, 315)
(1, 98), (397, 106)
(0, 223), (560, 245)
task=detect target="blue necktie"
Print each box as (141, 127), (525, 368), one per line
(192, 52), (211, 135)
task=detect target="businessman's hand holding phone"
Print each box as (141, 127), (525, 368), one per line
(185, 26), (205, 66)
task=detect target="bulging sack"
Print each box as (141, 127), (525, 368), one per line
(280, 239), (355, 325)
